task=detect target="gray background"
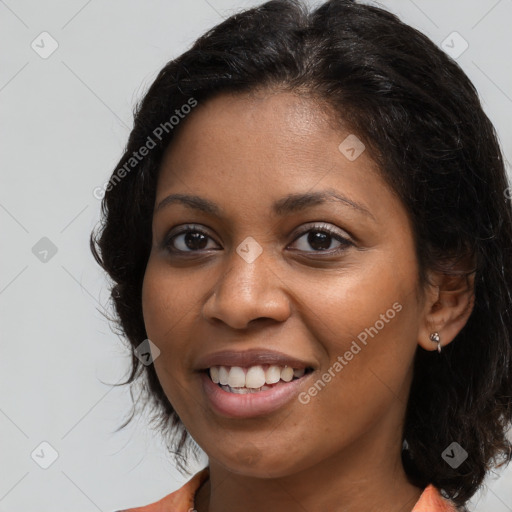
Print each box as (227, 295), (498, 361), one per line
(1, 0), (511, 511)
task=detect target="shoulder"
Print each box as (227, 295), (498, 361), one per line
(411, 484), (459, 512)
(116, 467), (210, 512)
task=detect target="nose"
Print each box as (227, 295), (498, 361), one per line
(202, 244), (291, 330)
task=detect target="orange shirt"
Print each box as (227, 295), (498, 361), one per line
(118, 467), (458, 512)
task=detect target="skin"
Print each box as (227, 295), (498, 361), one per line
(141, 90), (474, 512)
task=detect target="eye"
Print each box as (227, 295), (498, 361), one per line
(163, 222), (353, 255)
(289, 223), (352, 254)
(164, 225), (220, 253)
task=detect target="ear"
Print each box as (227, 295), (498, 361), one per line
(418, 268), (476, 352)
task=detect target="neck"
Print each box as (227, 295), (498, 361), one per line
(195, 413), (423, 512)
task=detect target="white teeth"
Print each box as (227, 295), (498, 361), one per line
(219, 366), (230, 385)
(210, 366), (220, 384)
(281, 366), (294, 382)
(266, 365), (281, 384)
(246, 366), (267, 388)
(208, 364), (309, 389)
(220, 384), (273, 394)
(227, 366), (246, 388)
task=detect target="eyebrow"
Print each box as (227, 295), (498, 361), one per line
(154, 189), (375, 220)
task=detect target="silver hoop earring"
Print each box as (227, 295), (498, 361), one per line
(429, 332), (441, 353)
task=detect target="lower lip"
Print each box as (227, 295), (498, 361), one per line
(200, 371), (312, 418)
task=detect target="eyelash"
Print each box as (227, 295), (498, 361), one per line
(163, 223), (353, 256)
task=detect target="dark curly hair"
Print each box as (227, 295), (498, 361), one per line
(90, 0), (512, 509)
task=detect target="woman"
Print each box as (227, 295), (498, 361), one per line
(90, 0), (512, 511)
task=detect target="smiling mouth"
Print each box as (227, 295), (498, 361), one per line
(203, 364), (315, 394)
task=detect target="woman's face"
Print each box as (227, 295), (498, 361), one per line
(142, 90), (427, 477)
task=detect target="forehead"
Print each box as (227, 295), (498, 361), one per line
(158, 90), (380, 193)
(153, 90), (414, 238)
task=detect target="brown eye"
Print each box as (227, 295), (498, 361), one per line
(290, 223), (352, 254)
(164, 225), (220, 253)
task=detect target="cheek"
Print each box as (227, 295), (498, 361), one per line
(292, 251), (420, 348)
(141, 264), (191, 420)
(291, 300), (418, 466)
(141, 260), (200, 396)
(142, 258), (198, 339)
(292, 253), (420, 414)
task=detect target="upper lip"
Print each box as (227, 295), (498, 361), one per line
(195, 348), (315, 371)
